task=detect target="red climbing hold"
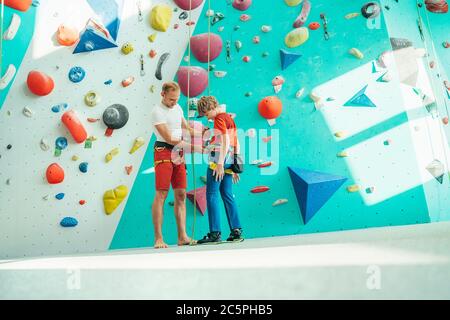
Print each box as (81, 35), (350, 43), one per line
(187, 186), (207, 215)
(174, 0), (203, 11)
(3, 0), (32, 12)
(190, 33), (223, 63)
(62, 110), (88, 144)
(308, 22), (320, 30)
(251, 186), (270, 193)
(232, 0), (252, 11)
(258, 96), (283, 119)
(424, 0), (448, 13)
(27, 71), (55, 96)
(46, 163), (65, 184)
(258, 162), (272, 168)
(79, 200), (86, 205)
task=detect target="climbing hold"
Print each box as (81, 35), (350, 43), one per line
(383, 139), (392, 146)
(150, 4), (173, 32)
(245, 92), (253, 97)
(72, 155), (79, 161)
(51, 103), (68, 113)
(129, 137), (145, 154)
(347, 185), (361, 193)
(424, 0), (448, 13)
(251, 159), (264, 165)
(280, 49), (302, 70)
(272, 76), (285, 93)
(205, 9), (214, 17)
(235, 40), (242, 52)
(308, 22), (320, 30)
(365, 187), (375, 194)
(174, 23), (179, 29)
(284, 0), (303, 6)
(105, 147), (120, 163)
(62, 110), (88, 143)
(199, 176), (207, 184)
(327, 97), (336, 102)
(187, 186), (207, 215)
(218, 26), (225, 32)
(344, 85), (376, 107)
(27, 71), (54, 96)
(334, 131), (347, 138)
(155, 52), (170, 80)
(426, 159), (445, 184)
(376, 71), (391, 83)
(22, 107), (33, 117)
(103, 185), (128, 215)
(336, 151), (348, 157)
(60, 217), (78, 227)
(261, 25), (272, 32)
(103, 104), (129, 136)
(125, 165), (133, 175)
(296, 87), (305, 98)
(68, 66), (86, 83)
(211, 12), (225, 25)
(262, 51), (270, 57)
(349, 48), (364, 59)
(177, 66), (208, 97)
(288, 167), (347, 223)
(2, 0), (32, 11)
(174, 0), (203, 10)
(121, 42), (134, 54)
(84, 91), (100, 107)
(251, 186), (270, 193)
(258, 161), (272, 168)
(258, 96), (282, 119)
(443, 41), (450, 48)
(42, 195), (49, 201)
(262, 136), (272, 143)
(272, 199), (288, 206)
(79, 162), (88, 173)
(168, 201), (175, 206)
(79, 200), (86, 205)
(361, 2), (381, 18)
(6, 144), (12, 150)
(240, 14), (251, 21)
(232, 0), (252, 11)
(40, 138), (50, 151)
(186, 20), (196, 26)
(190, 33), (223, 63)
(0, 64), (16, 90)
(122, 76), (134, 87)
(309, 92), (323, 109)
(345, 12), (360, 19)
(443, 117), (449, 125)
(87, 118), (100, 123)
(252, 36), (260, 44)
(4, 13), (21, 41)
(54, 137), (68, 156)
(293, 0), (311, 28)
(284, 27), (309, 48)
(214, 71), (227, 78)
(148, 33), (157, 43)
(55, 192), (65, 200)
(56, 25), (79, 46)
(149, 49), (157, 58)
(242, 56), (251, 62)
(104, 79), (112, 85)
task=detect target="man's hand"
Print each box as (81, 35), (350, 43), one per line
(213, 163), (225, 181)
(232, 173), (240, 184)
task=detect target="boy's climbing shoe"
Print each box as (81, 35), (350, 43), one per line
(197, 231), (222, 245)
(226, 228), (244, 242)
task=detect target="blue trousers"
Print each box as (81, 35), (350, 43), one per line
(206, 164), (241, 233)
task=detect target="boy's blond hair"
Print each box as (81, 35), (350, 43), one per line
(197, 96), (219, 116)
(162, 81), (180, 93)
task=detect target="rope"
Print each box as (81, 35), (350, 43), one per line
(0, 0), (4, 79)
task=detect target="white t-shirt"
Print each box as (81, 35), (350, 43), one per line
(151, 102), (184, 143)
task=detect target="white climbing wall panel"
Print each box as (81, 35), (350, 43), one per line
(0, 0), (204, 259)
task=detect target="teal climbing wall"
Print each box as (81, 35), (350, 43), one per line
(110, 0), (449, 249)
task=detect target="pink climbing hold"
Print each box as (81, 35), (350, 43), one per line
(232, 0), (252, 11)
(190, 33), (223, 63)
(293, 0), (311, 28)
(187, 186), (207, 215)
(242, 56), (251, 62)
(174, 0), (203, 10)
(240, 14), (251, 21)
(177, 66), (208, 97)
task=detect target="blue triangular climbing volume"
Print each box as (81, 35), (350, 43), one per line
(376, 72), (388, 83)
(288, 167), (347, 224)
(280, 49), (302, 70)
(73, 27), (118, 54)
(343, 85), (376, 107)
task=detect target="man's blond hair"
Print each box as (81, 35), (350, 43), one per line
(197, 96), (219, 116)
(162, 81), (180, 93)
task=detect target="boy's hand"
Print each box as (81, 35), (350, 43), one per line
(232, 173), (240, 184)
(213, 163), (225, 181)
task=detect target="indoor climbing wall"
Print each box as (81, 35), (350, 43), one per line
(0, 0), (448, 259)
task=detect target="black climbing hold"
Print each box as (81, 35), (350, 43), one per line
(6, 144), (12, 150)
(102, 104), (129, 136)
(155, 52), (170, 81)
(361, 2), (381, 19)
(179, 11), (188, 20)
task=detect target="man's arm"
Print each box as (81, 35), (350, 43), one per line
(154, 123), (186, 148)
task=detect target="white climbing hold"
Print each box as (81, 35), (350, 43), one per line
(214, 71), (227, 78)
(40, 138), (50, 151)
(267, 119), (276, 126)
(206, 9), (214, 17)
(261, 25), (272, 33)
(251, 159), (264, 165)
(295, 87), (305, 98)
(349, 48), (364, 59)
(0, 64), (16, 90)
(3, 13), (21, 40)
(309, 92), (323, 109)
(22, 107), (33, 117)
(426, 159), (445, 182)
(272, 76), (285, 94)
(272, 198), (288, 206)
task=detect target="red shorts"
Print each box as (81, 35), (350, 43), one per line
(154, 147), (187, 190)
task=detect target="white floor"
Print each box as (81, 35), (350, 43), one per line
(1, 222), (450, 299)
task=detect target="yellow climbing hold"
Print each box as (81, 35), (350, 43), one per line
(103, 185), (128, 215)
(72, 155), (79, 161)
(336, 151), (348, 157)
(129, 137), (145, 154)
(148, 33), (157, 42)
(284, 0), (303, 6)
(345, 12), (360, 19)
(121, 42), (134, 54)
(284, 27), (309, 48)
(105, 147), (120, 163)
(347, 185), (361, 193)
(349, 48), (364, 59)
(334, 131), (347, 138)
(150, 4), (172, 32)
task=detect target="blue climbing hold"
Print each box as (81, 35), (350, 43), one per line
(60, 217), (78, 227)
(280, 49), (302, 70)
(55, 137), (68, 150)
(55, 192), (65, 200)
(343, 85), (376, 107)
(51, 103), (68, 113)
(68, 66), (86, 83)
(79, 162), (88, 173)
(288, 167), (347, 224)
(104, 79), (112, 85)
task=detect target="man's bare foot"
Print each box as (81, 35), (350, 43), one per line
(177, 236), (195, 246)
(154, 239), (168, 249)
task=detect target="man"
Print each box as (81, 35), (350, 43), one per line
(151, 81), (197, 249)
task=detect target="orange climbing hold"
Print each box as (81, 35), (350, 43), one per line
(56, 25), (79, 46)
(2, 0), (32, 11)
(46, 163), (65, 184)
(258, 96), (283, 119)
(308, 22), (320, 30)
